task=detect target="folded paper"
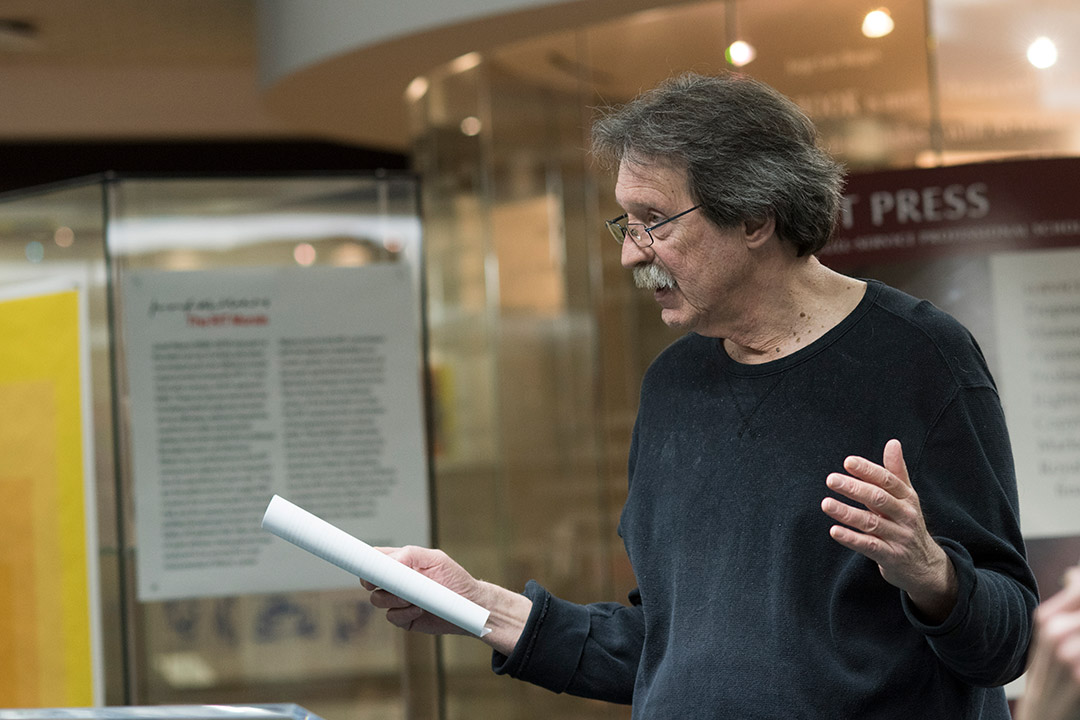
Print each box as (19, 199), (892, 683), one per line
(261, 495), (490, 637)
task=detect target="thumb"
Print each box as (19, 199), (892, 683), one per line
(883, 438), (912, 488)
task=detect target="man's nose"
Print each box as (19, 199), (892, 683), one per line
(620, 237), (652, 269)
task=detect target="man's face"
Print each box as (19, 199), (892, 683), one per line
(615, 160), (749, 336)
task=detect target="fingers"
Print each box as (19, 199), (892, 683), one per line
(1037, 603), (1080, 685)
(358, 547), (397, 591)
(841, 440), (912, 498)
(823, 470), (919, 541)
(824, 439), (917, 535)
(361, 545), (430, 603)
(1041, 582), (1080, 617)
(1038, 574), (1080, 646)
(1044, 610), (1080, 649)
(366, 588), (444, 634)
(385, 604), (425, 631)
(825, 522), (884, 560)
(358, 544), (476, 637)
(821, 495), (884, 536)
(1062, 636), (1080, 684)
(358, 545), (436, 591)
(367, 583), (435, 633)
(380, 545), (453, 576)
(369, 588), (412, 610)
(1036, 568), (1080, 618)
(820, 502), (922, 565)
(882, 438), (912, 487)
(363, 578), (422, 632)
(821, 439), (934, 589)
(1027, 566), (1080, 699)
(826, 472), (897, 514)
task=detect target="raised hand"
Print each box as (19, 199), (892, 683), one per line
(821, 438), (958, 623)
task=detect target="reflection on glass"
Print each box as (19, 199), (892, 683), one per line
(55, 226), (75, 247)
(293, 242), (316, 266)
(25, 240), (44, 263)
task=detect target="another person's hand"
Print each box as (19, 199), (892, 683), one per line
(362, 545), (532, 655)
(1018, 566), (1080, 720)
(821, 438), (958, 623)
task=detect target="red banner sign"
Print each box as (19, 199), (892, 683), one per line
(820, 157), (1080, 269)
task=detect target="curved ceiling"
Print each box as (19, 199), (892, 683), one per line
(257, 0), (696, 151)
(1, 0), (1077, 162)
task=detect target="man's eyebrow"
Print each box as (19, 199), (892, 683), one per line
(620, 201), (662, 217)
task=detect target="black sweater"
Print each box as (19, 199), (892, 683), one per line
(495, 281), (1038, 719)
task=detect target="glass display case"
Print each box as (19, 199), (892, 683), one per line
(0, 174), (437, 720)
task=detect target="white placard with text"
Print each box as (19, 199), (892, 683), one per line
(124, 265), (430, 600)
(991, 248), (1080, 538)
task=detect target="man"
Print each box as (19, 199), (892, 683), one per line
(367, 73), (1037, 718)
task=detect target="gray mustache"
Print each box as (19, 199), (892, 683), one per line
(633, 264), (675, 290)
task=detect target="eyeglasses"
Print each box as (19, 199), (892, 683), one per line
(605, 205), (702, 249)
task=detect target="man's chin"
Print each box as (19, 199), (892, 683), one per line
(657, 300), (691, 330)
(659, 310), (690, 330)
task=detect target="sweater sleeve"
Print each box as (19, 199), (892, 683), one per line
(904, 384), (1039, 686)
(491, 581), (644, 703)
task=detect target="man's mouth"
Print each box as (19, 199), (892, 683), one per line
(633, 264), (676, 291)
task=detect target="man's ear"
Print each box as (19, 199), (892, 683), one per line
(743, 215), (776, 249)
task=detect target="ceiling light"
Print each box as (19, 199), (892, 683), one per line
(405, 77), (429, 102)
(449, 52), (482, 74)
(460, 116), (482, 136)
(726, 40), (757, 67)
(862, 9), (895, 39)
(1027, 36), (1058, 69)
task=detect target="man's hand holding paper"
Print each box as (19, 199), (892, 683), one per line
(364, 545), (532, 656)
(262, 495), (494, 638)
(363, 546), (478, 636)
(261, 495), (530, 654)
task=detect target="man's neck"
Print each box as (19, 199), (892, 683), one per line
(722, 257), (866, 365)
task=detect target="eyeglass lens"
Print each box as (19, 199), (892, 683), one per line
(607, 219), (651, 247)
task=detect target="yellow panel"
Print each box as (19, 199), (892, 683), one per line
(0, 469), (41, 705)
(0, 290), (93, 706)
